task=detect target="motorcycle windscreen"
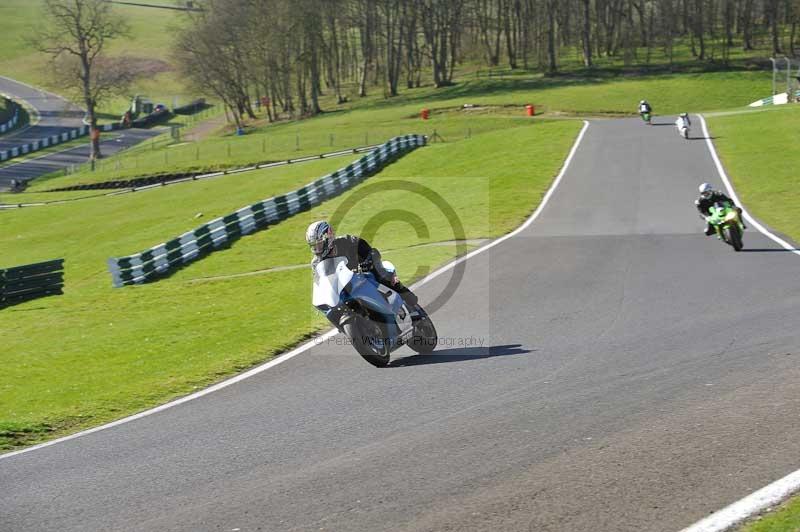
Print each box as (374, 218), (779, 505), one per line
(312, 256), (354, 308)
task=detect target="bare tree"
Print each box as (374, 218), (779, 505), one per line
(34, 0), (131, 160)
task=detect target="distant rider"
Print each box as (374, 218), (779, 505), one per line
(675, 112), (691, 131)
(305, 220), (419, 307)
(695, 183), (746, 235)
(638, 100), (652, 122)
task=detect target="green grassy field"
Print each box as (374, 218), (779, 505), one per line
(707, 105), (800, 243)
(737, 496), (800, 531)
(0, 0), (196, 118)
(0, 120), (581, 449)
(30, 68), (773, 191)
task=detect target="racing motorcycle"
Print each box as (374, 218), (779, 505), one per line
(675, 115), (690, 139)
(312, 256), (438, 367)
(706, 202), (745, 251)
(640, 111), (651, 124)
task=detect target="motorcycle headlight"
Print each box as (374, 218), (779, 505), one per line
(724, 211), (738, 222)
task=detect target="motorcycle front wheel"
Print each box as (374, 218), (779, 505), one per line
(726, 224), (743, 251)
(409, 313), (438, 354)
(344, 317), (390, 367)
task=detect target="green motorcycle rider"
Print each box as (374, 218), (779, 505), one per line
(695, 183), (746, 235)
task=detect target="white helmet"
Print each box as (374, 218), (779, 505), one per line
(698, 183), (713, 194)
(306, 220), (335, 259)
(640, 100), (646, 105)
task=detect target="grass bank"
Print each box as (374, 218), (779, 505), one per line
(706, 105), (800, 243)
(737, 495), (800, 531)
(0, 0), (195, 117)
(0, 120), (581, 450)
(31, 68), (772, 191)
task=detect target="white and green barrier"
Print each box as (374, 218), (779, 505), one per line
(0, 98), (19, 133)
(749, 90), (800, 107)
(0, 122), (121, 162)
(107, 134), (426, 287)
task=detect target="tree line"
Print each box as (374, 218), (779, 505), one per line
(177, 0), (800, 126)
(35, 0), (800, 138)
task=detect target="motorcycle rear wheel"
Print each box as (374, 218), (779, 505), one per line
(344, 317), (390, 367)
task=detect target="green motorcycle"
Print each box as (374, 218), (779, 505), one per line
(640, 111), (651, 124)
(706, 202), (745, 251)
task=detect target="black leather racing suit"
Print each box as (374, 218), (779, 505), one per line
(312, 235), (418, 307)
(695, 190), (745, 235)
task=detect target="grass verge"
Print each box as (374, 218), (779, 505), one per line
(28, 68), (772, 191)
(0, 0), (195, 117)
(706, 105), (800, 243)
(737, 495), (800, 531)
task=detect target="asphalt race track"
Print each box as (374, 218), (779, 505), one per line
(0, 75), (86, 152)
(0, 76), (162, 191)
(2, 117), (800, 532)
(0, 128), (161, 191)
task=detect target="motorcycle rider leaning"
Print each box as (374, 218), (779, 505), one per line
(695, 183), (746, 236)
(306, 220), (419, 308)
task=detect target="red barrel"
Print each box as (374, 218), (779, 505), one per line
(526, 104), (535, 117)
(421, 108), (430, 120)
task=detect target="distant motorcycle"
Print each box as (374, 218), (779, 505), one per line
(706, 201), (745, 251)
(312, 256), (438, 367)
(640, 111), (652, 124)
(675, 114), (691, 139)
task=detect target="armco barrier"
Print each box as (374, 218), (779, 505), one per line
(0, 122), (122, 163)
(107, 134), (426, 287)
(131, 108), (171, 128)
(46, 144), (385, 192)
(0, 259), (64, 309)
(173, 99), (206, 115)
(0, 99), (20, 133)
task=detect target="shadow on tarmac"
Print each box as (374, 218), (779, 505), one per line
(741, 248), (799, 253)
(390, 343), (533, 367)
